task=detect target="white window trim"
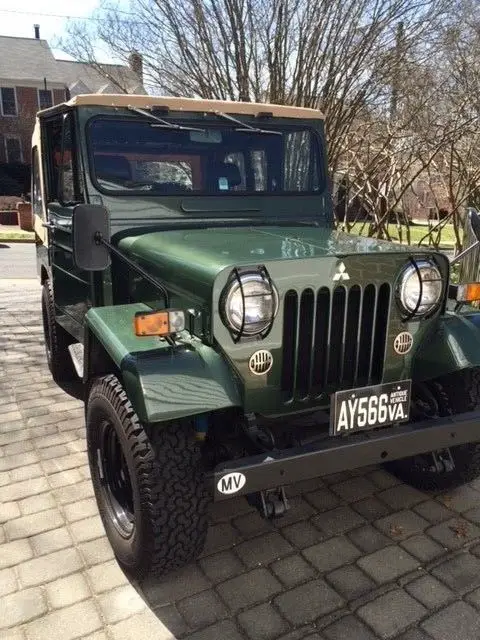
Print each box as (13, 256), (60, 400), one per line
(0, 87), (18, 117)
(37, 88), (53, 111)
(4, 135), (23, 163)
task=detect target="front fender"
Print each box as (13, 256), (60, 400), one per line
(85, 304), (242, 424)
(412, 312), (480, 381)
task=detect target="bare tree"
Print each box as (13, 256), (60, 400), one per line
(61, 0), (480, 250)
(63, 0), (447, 174)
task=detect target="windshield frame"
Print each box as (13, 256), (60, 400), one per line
(85, 114), (327, 198)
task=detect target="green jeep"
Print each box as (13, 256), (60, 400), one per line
(30, 93), (480, 579)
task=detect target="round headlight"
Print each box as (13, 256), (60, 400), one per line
(397, 260), (443, 317)
(222, 271), (278, 336)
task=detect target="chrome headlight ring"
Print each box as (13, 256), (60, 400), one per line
(221, 267), (279, 341)
(397, 258), (443, 319)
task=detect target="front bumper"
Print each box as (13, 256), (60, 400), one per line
(211, 409), (480, 500)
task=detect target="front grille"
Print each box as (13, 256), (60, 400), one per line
(281, 283), (391, 401)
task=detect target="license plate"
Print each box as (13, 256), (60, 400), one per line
(331, 380), (411, 436)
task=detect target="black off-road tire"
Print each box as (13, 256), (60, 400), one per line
(41, 281), (76, 382)
(386, 368), (480, 491)
(86, 374), (210, 579)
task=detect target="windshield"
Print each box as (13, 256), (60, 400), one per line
(88, 118), (323, 195)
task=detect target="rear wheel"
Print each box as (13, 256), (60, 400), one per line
(41, 281), (75, 382)
(86, 374), (210, 578)
(386, 368), (480, 491)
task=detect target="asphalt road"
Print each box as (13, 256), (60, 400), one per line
(0, 242), (36, 279)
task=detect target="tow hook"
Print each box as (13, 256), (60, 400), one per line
(247, 486), (290, 519)
(430, 448), (455, 473)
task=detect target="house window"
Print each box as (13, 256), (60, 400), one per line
(38, 89), (53, 110)
(1, 88), (17, 116)
(5, 137), (22, 163)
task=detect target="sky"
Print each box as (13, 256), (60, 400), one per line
(0, 0), (109, 60)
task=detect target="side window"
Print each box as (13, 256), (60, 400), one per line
(61, 117), (75, 203)
(46, 113), (82, 204)
(31, 147), (43, 218)
(284, 131), (320, 192)
(45, 116), (62, 201)
(251, 150), (268, 191)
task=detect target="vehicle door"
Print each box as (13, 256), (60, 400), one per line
(43, 111), (90, 340)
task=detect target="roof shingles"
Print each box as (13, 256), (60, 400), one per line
(0, 35), (144, 94)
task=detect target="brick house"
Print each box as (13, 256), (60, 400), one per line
(0, 25), (144, 176)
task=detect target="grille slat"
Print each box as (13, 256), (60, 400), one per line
(311, 287), (330, 394)
(353, 285), (365, 384)
(367, 286), (379, 382)
(343, 285), (361, 385)
(328, 287), (346, 385)
(281, 291), (297, 399)
(296, 289), (315, 398)
(371, 283), (391, 381)
(281, 283), (391, 402)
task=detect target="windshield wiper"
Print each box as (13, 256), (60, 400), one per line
(128, 106), (205, 132)
(250, 219), (320, 227)
(214, 110), (282, 135)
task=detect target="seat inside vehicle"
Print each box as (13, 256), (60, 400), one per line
(95, 155), (132, 185)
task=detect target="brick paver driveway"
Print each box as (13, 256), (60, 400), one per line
(3, 279), (480, 640)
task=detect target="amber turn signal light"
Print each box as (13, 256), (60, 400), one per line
(456, 283), (480, 302)
(134, 309), (185, 336)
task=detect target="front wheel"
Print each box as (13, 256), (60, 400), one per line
(86, 374), (210, 579)
(386, 368), (480, 491)
(41, 281), (75, 382)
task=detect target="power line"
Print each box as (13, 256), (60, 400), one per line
(0, 7), (137, 21)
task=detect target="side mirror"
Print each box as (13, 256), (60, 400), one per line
(72, 204), (111, 271)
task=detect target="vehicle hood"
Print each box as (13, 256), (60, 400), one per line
(117, 225), (428, 301)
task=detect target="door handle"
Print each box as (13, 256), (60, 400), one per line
(42, 221), (55, 230)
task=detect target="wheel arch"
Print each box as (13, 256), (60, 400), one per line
(412, 312), (480, 382)
(84, 304), (242, 425)
(40, 265), (49, 284)
(83, 327), (120, 389)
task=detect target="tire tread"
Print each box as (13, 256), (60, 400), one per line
(88, 374), (209, 578)
(387, 368), (480, 490)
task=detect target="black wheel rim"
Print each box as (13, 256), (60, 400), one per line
(98, 419), (135, 537)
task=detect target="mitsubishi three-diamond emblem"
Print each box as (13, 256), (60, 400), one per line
(333, 262), (350, 281)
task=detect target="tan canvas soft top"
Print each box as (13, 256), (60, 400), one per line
(60, 94), (324, 120)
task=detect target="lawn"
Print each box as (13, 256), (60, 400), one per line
(0, 222), (462, 249)
(0, 229), (35, 242)
(347, 222), (460, 249)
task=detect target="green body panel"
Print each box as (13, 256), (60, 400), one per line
(214, 251), (449, 415)
(118, 225), (426, 320)
(119, 226), (449, 417)
(412, 312), (480, 381)
(118, 226), (421, 274)
(85, 304), (241, 423)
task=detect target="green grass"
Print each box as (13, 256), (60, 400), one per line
(0, 222), (462, 248)
(0, 230), (35, 242)
(347, 222), (460, 248)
